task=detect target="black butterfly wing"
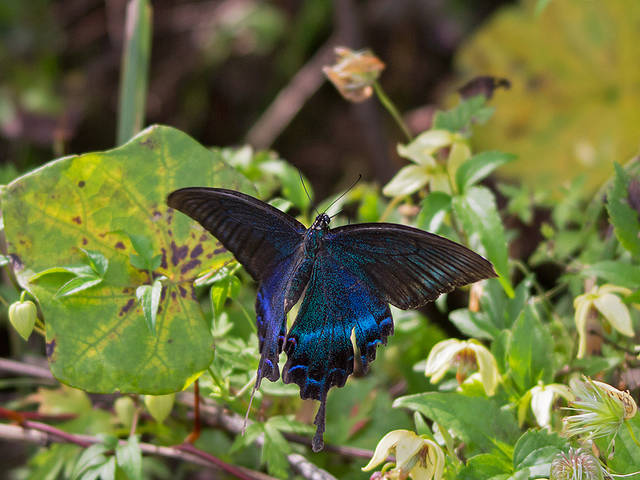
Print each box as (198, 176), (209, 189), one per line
(282, 250), (393, 452)
(167, 188), (306, 280)
(325, 223), (497, 309)
(167, 187), (306, 385)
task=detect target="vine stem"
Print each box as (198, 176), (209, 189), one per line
(373, 81), (412, 142)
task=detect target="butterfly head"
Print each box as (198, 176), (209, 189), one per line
(311, 213), (331, 231)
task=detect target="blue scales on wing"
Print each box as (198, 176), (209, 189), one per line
(167, 188), (306, 387)
(282, 251), (393, 452)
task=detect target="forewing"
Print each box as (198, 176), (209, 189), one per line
(327, 223), (496, 309)
(167, 187), (305, 280)
(282, 252), (393, 451)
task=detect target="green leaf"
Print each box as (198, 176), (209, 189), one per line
(115, 435), (142, 480)
(263, 422), (291, 479)
(81, 249), (109, 277)
(448, 308), (499, 340)
(433, 95), (495, 133)
(512, 430), (565, 472)
(116, 0), (151, 145)
(583, 261), (640, 289)
(416, 191), (452, 233)
(71, 444), (109, 480)
(136, 278), (162, 334)
(1, 125), (254, 393)
(455, 151), (516, 193)
(55, 275), (103, 298)
(607, 163), (640, 257)
(507, 305), (554, 391)
(458, 452), (513, 480)
(393, 392), (520, 453)
(606, 415), (640, 476)
(452, 186), (513, 296)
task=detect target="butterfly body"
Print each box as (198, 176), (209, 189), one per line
(167, 187), (496, 451)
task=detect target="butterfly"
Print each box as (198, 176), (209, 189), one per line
(167, 187), (496, 451)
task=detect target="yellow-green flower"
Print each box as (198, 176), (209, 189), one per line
(563, 377), (637, 440)
(573, 284), (634, 358)
(424, 338), (500, 396)
(323, 47), (385, 103)
(383, 131), (469, 197)
(362, 430), (445, 480)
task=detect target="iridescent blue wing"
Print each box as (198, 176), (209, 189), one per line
(167, 188), (306, 385)
(326, 223), (497, 309)
(282, 250), (393, 452)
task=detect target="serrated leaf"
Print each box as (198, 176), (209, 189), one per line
(115, 435), (142, 480)
(1, 125), (254, 393)
(607, 163), (640, 257)
(263, 422), (291, 479)
(452, 186), (513, 296)
(455, 151), (516, 193)
(393, 392), (519, 453)
(55, 275), (103, 298)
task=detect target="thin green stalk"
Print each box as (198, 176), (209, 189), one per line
(234, 300), (257, 333)
(373, 82), (412, 141)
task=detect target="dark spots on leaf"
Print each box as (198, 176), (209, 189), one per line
(191, 287), (197, 300)
(122, 287), (132, 294)
(190, 244), (203, 258)
(168, 229), (172, 236)
(115, 242), (125, 250)
(168, 339), (173, 344)
(160, 287), (167, 301)
(152, 210), (162, 221)
(46, 339), (56, 358)
(200, 234), (208, 242)
(82, 237), (88, 245)
(119, 299), (135, 317)
(206, 253), (213, 259)
(170, 241), (188, 266)
(78, 181), (85, 188)
(140, 138), (157, 149)
(171, 290), (176, 300)
(19, 239), (25, 245)
(9, 254), (24, 271)
(179, 286), (187, 298)
(157, 305), (163, 314)
(72, 216), (82, 225)
(160, 248), (168, 269)
(181, 259), (201, 274)
(191, 232), (196, 239)
(213, 247), (227, 254)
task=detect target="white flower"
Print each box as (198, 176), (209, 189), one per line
(573, 284), (633, 359)
(519, 383), (574, 428)
(362, 430), (445, 480)
(424, 339), (500, 396)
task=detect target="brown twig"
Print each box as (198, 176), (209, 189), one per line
(245, 39), (338, 149)
(180, 394), (339, 480)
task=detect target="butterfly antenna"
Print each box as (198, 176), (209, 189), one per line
(299, 170), (320, 217)
(324, 174), (362, 216)
(242, 378), (259, 435)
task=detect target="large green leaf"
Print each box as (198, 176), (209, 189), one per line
(607, 163), (640, 257)
(393, 392), (520, 453)
(2, 125), (253, 393)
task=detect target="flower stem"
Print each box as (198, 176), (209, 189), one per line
(373, 81), (412, 141)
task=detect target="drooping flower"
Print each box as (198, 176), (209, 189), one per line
(362, 430), (445, 480)
(8, 295), (38, 341)
(573, 284), (633, 358)
(550, 448), (604, 480)
(323, 47), (385, 103)
(563, 377), (637, 441)
(519, 382), (574, 428)
(424, 338), (500, 396)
